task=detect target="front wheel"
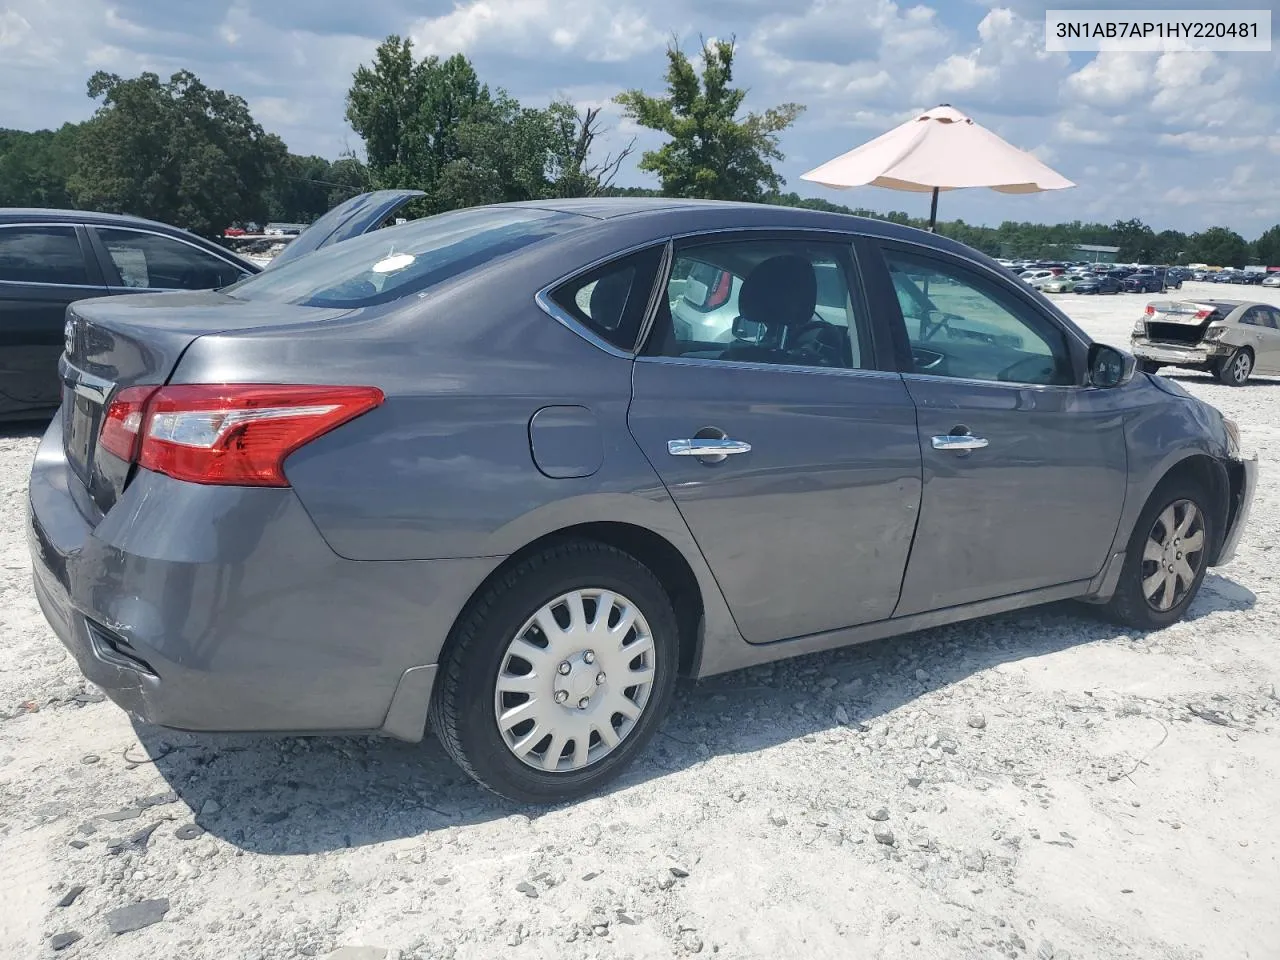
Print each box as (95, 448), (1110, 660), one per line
(1216, 349), (1252, 386)
(1102, 479), (1213, 629)
(430, 541), (679, 804)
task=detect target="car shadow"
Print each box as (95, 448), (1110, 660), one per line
(134, 573), (1255, 853)
(0, 420), (49, 440)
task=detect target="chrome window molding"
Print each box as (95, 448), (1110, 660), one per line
(901, 371), (1086, 392)
(534, 288), (634, 360)
(634, 241), (673, 352)
(635, 353), (906, 382)
(0, 279), (105, 291)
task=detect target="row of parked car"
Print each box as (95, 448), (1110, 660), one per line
(1193, 269), (1280, 286)
(1001, 262), (1187, 296)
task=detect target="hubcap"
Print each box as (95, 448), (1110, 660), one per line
(1140, 499), (1205, 612)
(493, 589), (656, 773)
(1234, 353), (1251, 381)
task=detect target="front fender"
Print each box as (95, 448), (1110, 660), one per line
(1108, 381), (1233, 561)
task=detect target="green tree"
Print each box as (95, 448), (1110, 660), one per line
(69, 70), (285, 236)
(347, 37), (627, 210)
(1187, 226), (1249, 267)
(1254, 225), (1280, 267)
(0, 125), (82, 208)
(346, 37), (493, 201)
(615, 38), (804, 201)
(1111, 218), (1156, 262)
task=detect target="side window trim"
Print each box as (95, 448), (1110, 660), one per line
(0, 222), (102, 288)
(86, 225), (248, 289)
(867, 238), (1086, 386)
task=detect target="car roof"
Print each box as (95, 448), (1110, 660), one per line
(489, 196), (977, 250)
(0, 206), (257, 270)
(0, 207), (199, 233)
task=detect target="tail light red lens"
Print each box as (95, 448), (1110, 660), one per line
(704, 270), (733, 310)
(100, 386), (160, 462)
(1144, 305), (1156, 316)
(1194, 309), (1213, 320)
(101, 384), (384, 486)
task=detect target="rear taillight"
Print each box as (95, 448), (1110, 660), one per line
(704, 270), (733, 310)
(1144, 305), (1156, 316)
(101, 384), (383, 487)
(1194, 309), (1213, 320)
(100, 386), (160, 462)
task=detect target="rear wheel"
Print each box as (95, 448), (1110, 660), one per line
(1102, 477), (1212, 629)
(1216, 348), (1252, 386)
(430, 540), (679, 804)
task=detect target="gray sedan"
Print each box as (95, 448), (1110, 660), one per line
(28, 198), (1257, 803)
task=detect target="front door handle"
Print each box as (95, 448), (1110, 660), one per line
(931, 434), (988, 452)
(668, 438), (752, 457)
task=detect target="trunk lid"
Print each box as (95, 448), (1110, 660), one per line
(1141, 300), (1226, 344)
(61, 291), (351, 516)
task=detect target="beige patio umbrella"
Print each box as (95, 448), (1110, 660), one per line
(800, 104), (1074, 231)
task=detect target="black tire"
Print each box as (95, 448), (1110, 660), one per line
(1137, 360), (1161, 374)
(1101, 475), (1213, 630)
(430, 540), (679, 804)
(1216, 348), (1253, 386)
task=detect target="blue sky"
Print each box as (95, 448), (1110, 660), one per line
(1, 0), (1277, 236)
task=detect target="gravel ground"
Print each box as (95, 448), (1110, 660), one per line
(2, 281), (1279, 960)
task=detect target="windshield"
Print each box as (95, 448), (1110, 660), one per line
(221, 206), (582, 308)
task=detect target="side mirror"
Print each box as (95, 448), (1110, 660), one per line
(1088, 342), (1136, 388)
(732, 316), (765, 343)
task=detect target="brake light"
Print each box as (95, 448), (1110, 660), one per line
(100, 386), (161, 462)
(1144, 305), (1156, 316)
(704, 270), (733, 310)
(1194, 309), (1213, 320)
(101, 384), (383, 486)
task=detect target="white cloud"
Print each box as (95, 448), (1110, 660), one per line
(410, 0), (666, 63)
(0, 0), (1276, 234)
(1063, 52), (1153, 106)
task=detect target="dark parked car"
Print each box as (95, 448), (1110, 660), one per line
(1073, 273), (1122, 294)
(0, 191), (423, 421)
(29, 199), (1256, 803)
(1122, 270), (1169, 293)
(0, 210), (255, 420)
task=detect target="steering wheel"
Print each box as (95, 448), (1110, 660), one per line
(786, 320), (846, 368)
(995, 355), (1055, 383)
(919, 311), (951, 342)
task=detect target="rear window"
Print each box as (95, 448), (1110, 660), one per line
(221, 207), (582, 308)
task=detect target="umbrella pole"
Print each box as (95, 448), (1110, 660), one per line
(928, 187), (939, 232)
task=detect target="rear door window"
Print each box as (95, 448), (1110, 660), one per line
(0, 225), (90, 285)
(93, 228), (247, 290)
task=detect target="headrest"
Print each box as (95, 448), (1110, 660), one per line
(588, 267), (634, 331)
(738, 255), (817, 330)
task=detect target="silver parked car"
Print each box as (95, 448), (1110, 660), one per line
(1131, 299), (1280, 385)
(29, 198), (1257, 803)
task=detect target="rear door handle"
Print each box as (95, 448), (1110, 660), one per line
(932, 434), (988, 451)
(668, 439), (752, 457)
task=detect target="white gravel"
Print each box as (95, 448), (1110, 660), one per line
(3, 281), (1279, 960)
